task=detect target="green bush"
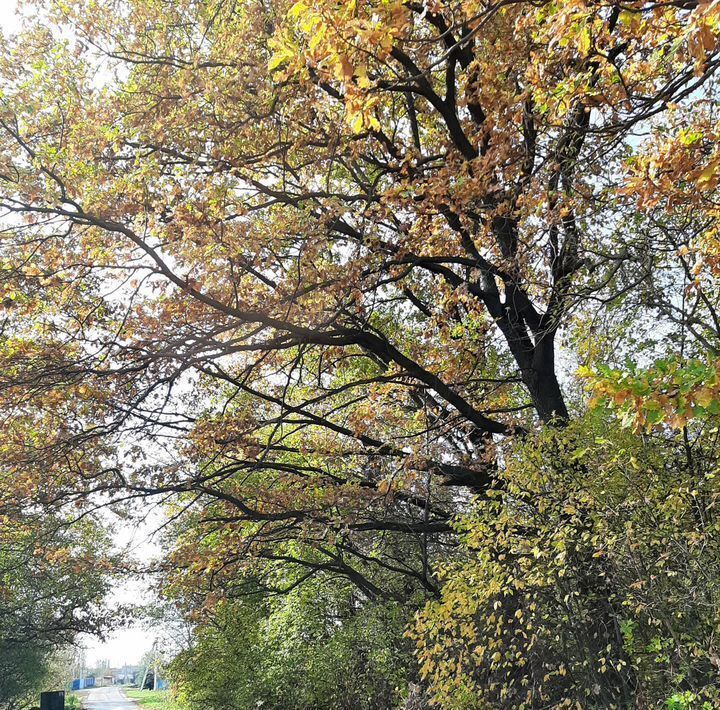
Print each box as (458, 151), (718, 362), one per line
(170, 580), (418, 710)
(413, 416), (720, 708)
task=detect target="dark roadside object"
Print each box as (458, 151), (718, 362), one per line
(40, 691), (65, 710)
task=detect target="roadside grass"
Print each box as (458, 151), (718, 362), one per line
(65, 692), (83, 710)
(123, 689), (172, 709)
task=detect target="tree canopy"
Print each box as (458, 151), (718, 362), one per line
(1, 0), (720, 706)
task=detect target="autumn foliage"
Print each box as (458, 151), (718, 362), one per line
(1, 0), (720, 707)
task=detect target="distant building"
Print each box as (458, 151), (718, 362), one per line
(114, 667), (139, 684)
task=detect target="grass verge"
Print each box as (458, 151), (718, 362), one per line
(123, 689), (173, 709)
(65, 692), (83, 710)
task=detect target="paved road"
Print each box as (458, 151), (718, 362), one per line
(83, 687), (136, 710)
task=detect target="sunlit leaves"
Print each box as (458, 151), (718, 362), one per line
(413, 421), (720, 706)
(0, 0), (719, 705)
(581, 360), (720, 432)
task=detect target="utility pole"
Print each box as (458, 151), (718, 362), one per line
(139, 640), (159, 691)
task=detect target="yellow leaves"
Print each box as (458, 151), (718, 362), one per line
(577, 25), (592, 58)
(618, 10), (640, 29)
(696, 156), (720, 190)
(345, 88), (380, 133)
(288, 0), (307, 19)
(308, 24), (327, 52)
(695, 387), (715, 407)
(268, 45), (296, 72)
(355, 64), (370, 89)
(272, 0), (410, 133)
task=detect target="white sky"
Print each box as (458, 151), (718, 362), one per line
(81, 512), (162, 668)
(0, 0), (20, 33)
(0, 0), (157, 669)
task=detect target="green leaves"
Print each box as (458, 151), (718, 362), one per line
(581, 358), (720, 432)
(168, 579), (416, 710)
(414, 418), (720, 707)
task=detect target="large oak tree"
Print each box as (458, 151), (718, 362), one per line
(1, 0), (720, 703)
